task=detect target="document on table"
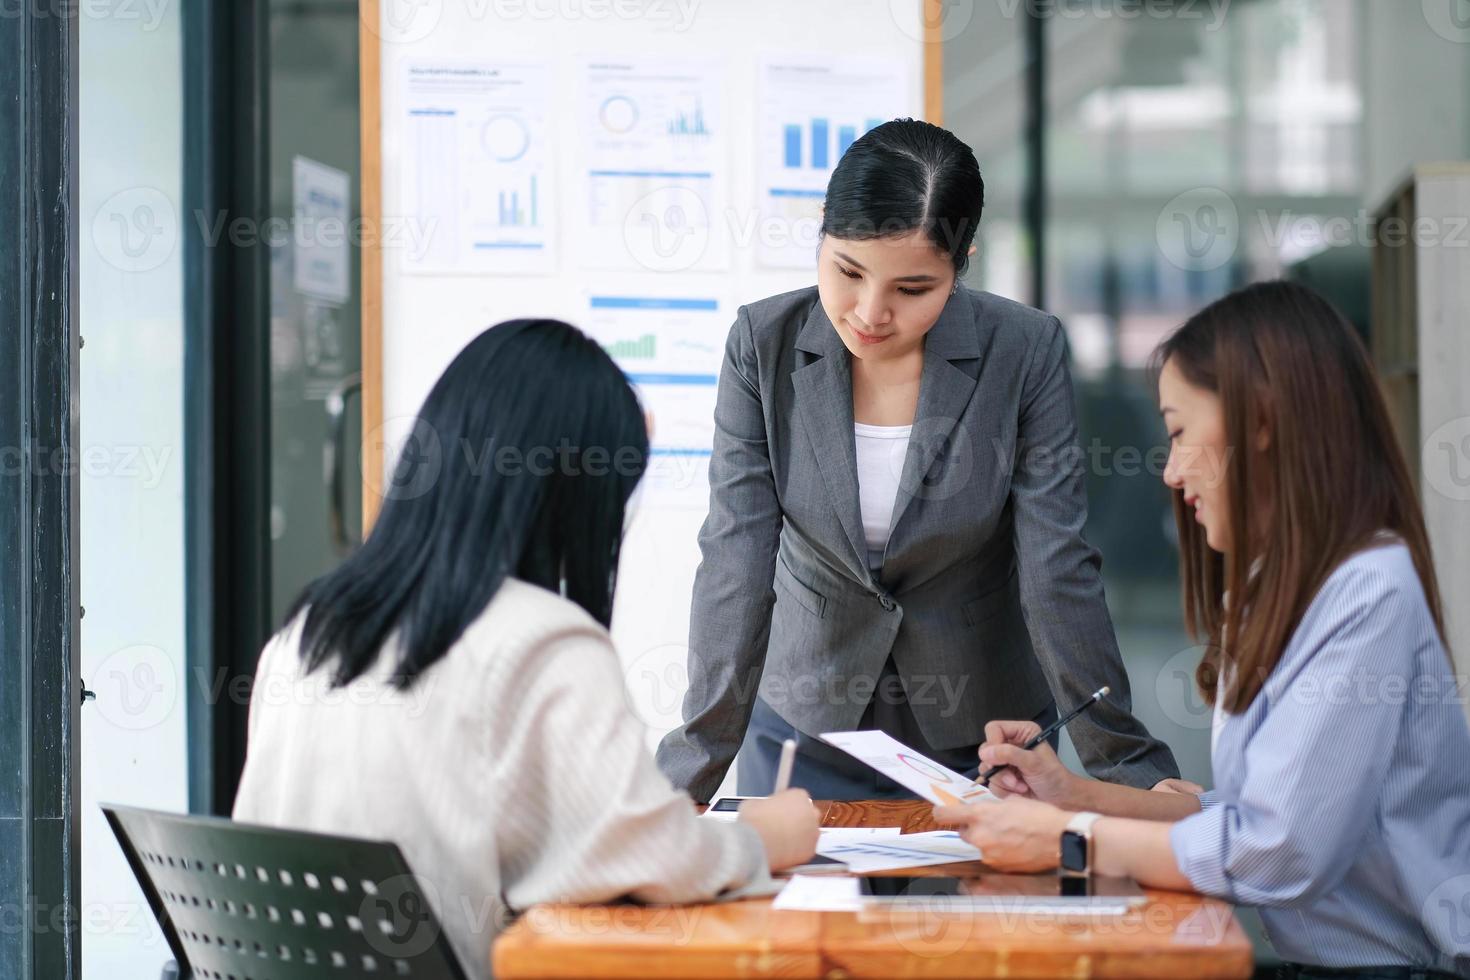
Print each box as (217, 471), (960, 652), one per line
(772, 874), (863, 912)
(818, 827), (902, 840)
(774, 873), (1150, 915)
(818, 730), (997, 806)
(815, 830), (981, 872)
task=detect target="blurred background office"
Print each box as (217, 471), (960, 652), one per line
(4, 2), (1469, 978)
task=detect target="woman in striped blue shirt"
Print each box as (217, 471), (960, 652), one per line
(937, 281), (1470, 979)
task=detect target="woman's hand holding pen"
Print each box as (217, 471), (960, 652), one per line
(976, 719), (1084, 806)
(738, 790), (820, 872)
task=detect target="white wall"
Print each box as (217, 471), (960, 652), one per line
(1411, 166), (1470, 689)
(1361, 6), (1470, 685)
(78, 2), (188, 977)
(375, 0), (928, 796)
(1362, 1), (1470, 212)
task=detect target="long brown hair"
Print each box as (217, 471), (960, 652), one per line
(1152, 281), (1447, 713)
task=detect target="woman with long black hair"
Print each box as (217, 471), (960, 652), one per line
(233, 319), (819, 980)
(656, 118), (1181, 801)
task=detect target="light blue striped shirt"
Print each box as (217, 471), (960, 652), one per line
(1170, 539), (1470, 975)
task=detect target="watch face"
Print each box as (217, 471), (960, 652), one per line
(1060, 830), (1088, 872)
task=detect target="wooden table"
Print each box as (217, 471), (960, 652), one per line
(492, 799), (1254, 978)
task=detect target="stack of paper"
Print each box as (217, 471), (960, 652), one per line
(815, 830), (981, 872)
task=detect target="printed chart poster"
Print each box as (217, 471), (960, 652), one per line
(757, 56), (912, 270)
(401, 61), (555, 276)
(583, 293), (728, 509)
(580, 58), (729, 273)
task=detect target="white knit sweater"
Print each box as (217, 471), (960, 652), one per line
(232, 577), (770, 979)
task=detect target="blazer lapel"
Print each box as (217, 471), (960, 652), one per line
(886, 289), (985, 543)
(793, 301), (872, 582)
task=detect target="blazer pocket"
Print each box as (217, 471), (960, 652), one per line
(774, 559), (827, 619)
(963, 570), (1018, 627)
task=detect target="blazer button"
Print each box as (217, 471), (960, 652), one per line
(878, 593), (896, 611)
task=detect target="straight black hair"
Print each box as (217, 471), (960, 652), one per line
(821, 118), (984, 276)
(288, 318), (648, 689)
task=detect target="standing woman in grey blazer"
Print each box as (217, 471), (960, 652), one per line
(655, 119), (1180, 802)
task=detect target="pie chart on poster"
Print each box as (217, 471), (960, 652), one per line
(897, 752), (952, 782)
(482, 114), (531, 163)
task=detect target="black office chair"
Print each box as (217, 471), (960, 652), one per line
(103, 804), (469, 980)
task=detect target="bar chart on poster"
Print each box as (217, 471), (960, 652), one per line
(757, 57), (913, 268)
(400, 61), (556, 275)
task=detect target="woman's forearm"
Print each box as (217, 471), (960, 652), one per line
(1091, 817), (1195, 891)
(1065, 778), (1203, 821)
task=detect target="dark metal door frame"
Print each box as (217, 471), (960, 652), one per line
(183, 0), (274, 817)
(0, 4), (82, 979)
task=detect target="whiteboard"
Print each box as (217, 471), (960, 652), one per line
(369, 0), (931, 795)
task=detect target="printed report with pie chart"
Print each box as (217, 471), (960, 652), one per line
(817, 731), (997, 806)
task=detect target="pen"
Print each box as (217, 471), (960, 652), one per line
(977, 686), (1110, 786)
(773, 738), (797, 794)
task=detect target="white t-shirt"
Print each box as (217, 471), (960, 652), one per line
(853, 421), (911, 569)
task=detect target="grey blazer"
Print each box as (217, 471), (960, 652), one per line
(654, 285), (1179, 802)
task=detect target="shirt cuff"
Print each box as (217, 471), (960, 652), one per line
(1196, 790), (1221, 809)
(1169, 805), (1236, 902)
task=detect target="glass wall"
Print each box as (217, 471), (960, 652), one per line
(1045, 0), (1368, 794)
(78, 3), (188, 978)
(266, 0), (365, 625)
(948, 0), (1470, 962)
(944, 1), (1032, 303)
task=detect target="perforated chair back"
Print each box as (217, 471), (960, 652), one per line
(103, 804), (469, 980)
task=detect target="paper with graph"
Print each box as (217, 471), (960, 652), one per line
(817, 730), (997, 807)
(815, 831), (982, 873)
